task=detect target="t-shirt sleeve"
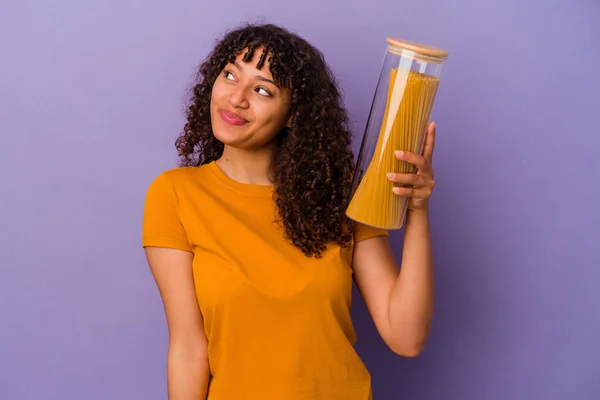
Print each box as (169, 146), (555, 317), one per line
(353, 221), (390, 244)
(142, 171), (192, 252)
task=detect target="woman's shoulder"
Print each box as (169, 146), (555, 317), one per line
(352, 221), (390, 244)
(158, 165), (201, 181)
(151, 164), (213, 185)
(145, 164), (215, 198)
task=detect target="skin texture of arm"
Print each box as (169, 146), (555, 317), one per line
(145, 246), (210, 399)
(352, 123), (437, 357)
(352, 210), (434, 357)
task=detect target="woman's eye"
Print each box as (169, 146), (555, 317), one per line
(256, 87), (271, 96)
(224, 71), (235, 80)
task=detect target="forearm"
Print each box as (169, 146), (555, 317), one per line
(388, 209), (435, 355)
(167, 344), (210, 400)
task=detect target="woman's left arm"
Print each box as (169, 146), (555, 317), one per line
(352, 122), (437, 357)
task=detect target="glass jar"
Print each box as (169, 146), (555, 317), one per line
(346, 38), (449, 229)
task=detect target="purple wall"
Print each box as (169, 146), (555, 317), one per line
(1, 0), (599, 399)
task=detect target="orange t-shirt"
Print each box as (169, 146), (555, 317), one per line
(142, 161), (389, 400)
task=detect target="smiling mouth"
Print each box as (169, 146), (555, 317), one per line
(218, 109), (248, 126)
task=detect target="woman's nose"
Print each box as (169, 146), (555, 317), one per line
(228, 85), (249, 108)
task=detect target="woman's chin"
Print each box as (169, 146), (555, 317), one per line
(213, 126), (248, 147)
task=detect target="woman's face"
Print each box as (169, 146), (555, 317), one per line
(210, 48), (292, 150)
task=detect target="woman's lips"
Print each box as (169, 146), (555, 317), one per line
(219, 110), (248, 126)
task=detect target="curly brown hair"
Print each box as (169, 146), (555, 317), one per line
(175, 23), (357, 258)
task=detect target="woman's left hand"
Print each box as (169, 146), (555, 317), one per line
(386, 121), (436, 213)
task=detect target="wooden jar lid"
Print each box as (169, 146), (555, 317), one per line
(386, 38), (449, 60)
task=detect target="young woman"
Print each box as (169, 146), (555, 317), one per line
(142, 23), (436, 400)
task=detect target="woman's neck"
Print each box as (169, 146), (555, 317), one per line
(215, 145), (275, 186)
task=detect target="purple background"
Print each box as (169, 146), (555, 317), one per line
(1, 0), (599, 399)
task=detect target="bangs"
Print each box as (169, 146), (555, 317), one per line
(226, 38), (290, 88)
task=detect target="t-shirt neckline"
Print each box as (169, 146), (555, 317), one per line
(206, 161), (274, 197)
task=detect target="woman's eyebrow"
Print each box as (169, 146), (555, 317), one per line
(233, 61), (276, 85)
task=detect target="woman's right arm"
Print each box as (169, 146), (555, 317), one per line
(145, 246), (209, 400)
